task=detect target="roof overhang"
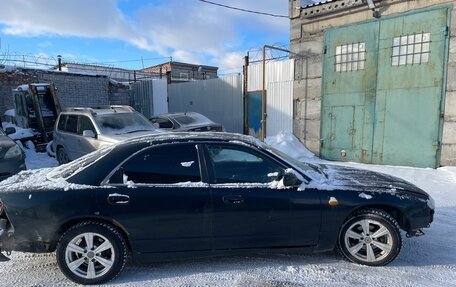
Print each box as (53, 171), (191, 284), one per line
(301, 0), (382, 19)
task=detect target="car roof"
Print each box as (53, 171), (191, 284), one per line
(62, 106), (136, 116)
(118, 132), (262, 148)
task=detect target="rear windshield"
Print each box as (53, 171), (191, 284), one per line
(94, 112), (155, 135)
(172, 113), (213, 127)
(47, 145), (114, 179)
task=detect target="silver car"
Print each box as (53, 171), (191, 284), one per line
(53, 106), (158, 165)
(150, 112), (225, 132)
(0, 127), (26, 181)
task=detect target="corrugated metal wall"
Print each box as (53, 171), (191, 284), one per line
(247, 59), (294, 137)
(247, 59), (294, 91)
(152, 79), (168, 115)
(130, 79), (168, 118)
(267, 81), (294, 137)
(168, 75), (243, 133)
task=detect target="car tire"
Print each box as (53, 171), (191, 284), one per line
(56, 221), (128, 285)
(46, 141), (56, 158)
(337, 208), (402, 266)
(57, 147), (69, 165)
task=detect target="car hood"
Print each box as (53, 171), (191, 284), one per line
(98, 130), (160, 143)
(314, 164), (429, 197)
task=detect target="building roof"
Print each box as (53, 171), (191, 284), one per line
(142, 61), (218, 71)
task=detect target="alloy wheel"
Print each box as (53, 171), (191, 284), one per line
(64, 232), (115, 280)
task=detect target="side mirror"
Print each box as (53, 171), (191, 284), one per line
(5, 127), (16, 135)
(283, 170), (303, 187)
(83, 130), (96, 138)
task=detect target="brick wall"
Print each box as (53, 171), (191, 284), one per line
(0, 67), (130, 117)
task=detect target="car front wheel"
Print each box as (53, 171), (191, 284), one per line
(337, 208), (402, 266)
(56, 221), (128, 285)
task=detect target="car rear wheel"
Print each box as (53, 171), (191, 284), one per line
(56, 221), (128, 285)
(337, 208), (402, 266)
(57, 147), (69, 165)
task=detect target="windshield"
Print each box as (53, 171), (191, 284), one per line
(261, 143), (323, 179)
(47, 145), (114, 179)
(94, 112), (155, 135)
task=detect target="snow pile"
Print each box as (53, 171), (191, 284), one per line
(1, 122), (35, 141)
(265, 131), (317, 162)
(4, 109), (15, 117)
(17, 141), (58, 170)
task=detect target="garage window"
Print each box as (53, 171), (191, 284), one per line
(392, 32), (430, 66)
(335, 42), (366, 72)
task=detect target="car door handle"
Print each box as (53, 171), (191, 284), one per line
(107, 194), (130, 205)
(222, 195), (244, 205)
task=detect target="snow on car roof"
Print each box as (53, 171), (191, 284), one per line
(117, 131), (264, 148)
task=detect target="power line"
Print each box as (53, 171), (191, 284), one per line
(198, 0), (289, 18)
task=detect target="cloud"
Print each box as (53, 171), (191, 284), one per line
(0, 0), (289, 72)
(38, 41), (53, 48)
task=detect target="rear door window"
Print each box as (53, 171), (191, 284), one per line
(109, 144), (201, 184)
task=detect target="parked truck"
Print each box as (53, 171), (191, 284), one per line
(12, 83), (61, 151)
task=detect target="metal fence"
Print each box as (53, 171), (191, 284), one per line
(168, 75), (243, 133)
(129, 79), (168, 118)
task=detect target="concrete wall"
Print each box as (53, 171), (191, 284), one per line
(289, 0), (455, 166)
(442, 14), (456, 166)
(0, 67), (130, 118)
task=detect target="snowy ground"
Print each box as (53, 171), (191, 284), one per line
(1, 133), (456, 286)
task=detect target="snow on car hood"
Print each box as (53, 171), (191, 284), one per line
(0, 168), (98, 192)
(306, 164), (429, 197)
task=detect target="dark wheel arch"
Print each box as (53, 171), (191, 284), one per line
(49, 217), (132, 253)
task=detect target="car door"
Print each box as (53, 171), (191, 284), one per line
(97, 143), (212, 254)
(75, 115), (99, 158)
(204, 143), (320, 250)
(60, 114), (80, 160)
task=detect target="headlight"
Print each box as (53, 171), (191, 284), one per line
(4, 144), (22, 159)
(427, 196), (435, 210)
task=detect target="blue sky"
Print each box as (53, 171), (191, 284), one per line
(0, 0), (290, 74)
